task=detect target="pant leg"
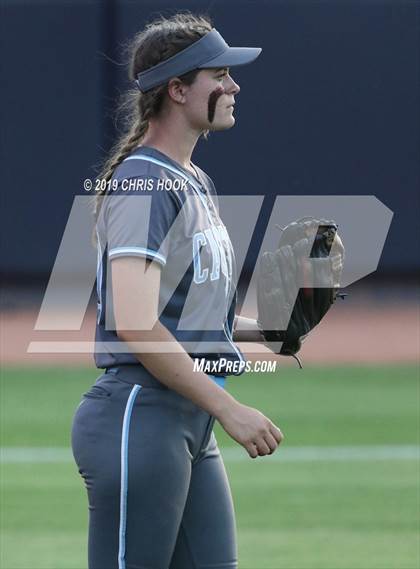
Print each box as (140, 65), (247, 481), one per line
(169, 431), (238, 569)
(71, 377), (195, 569)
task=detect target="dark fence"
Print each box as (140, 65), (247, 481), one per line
(2, 0), (419, 278)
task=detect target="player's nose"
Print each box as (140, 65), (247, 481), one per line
(226, 75), (240, 95)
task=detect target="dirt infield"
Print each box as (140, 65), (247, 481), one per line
(1, 301), (418, 367)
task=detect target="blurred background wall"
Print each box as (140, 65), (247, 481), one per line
(1, 0), (419, 369)
(2, 0), (419, 280)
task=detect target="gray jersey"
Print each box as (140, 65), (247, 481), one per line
(94, 146), (245, 377)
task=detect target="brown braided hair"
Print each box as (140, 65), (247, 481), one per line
(92, 13), (212, 242)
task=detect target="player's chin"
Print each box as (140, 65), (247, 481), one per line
(209, 116), (236, 131)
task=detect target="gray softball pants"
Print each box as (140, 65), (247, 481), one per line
(71, 366), (237, 569)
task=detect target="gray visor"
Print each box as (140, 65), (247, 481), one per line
(135, 28), (261, 93)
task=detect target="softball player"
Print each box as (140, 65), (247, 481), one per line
(72, 13), (283, 569)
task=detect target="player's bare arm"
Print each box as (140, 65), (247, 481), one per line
(232, 315), (262, 342)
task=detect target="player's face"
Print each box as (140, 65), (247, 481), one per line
(184, 68), (240, 132)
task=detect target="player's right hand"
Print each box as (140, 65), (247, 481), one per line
(217, 402), (284, 458)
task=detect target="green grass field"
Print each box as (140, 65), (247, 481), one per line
(1, 364), (419, 569)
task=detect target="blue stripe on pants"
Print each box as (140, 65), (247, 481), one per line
(118, 384), (142, 569)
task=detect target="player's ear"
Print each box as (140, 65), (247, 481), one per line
(167, 78), (188, 104)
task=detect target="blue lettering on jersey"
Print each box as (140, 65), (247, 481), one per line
(192, 232), (209, 284)
(193, 225), (232, 286)
(204, 228), (221, 281)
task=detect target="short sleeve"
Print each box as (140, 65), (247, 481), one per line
(104, 178), (180, 266)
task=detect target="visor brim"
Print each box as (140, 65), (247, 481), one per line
(198, 46), (262, 69)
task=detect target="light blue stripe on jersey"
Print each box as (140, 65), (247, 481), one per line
(124, 154), (245, 366)
(109, 246), (167, 266)
(118, 384), (142, 569)
(96, 228), (104, 324)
